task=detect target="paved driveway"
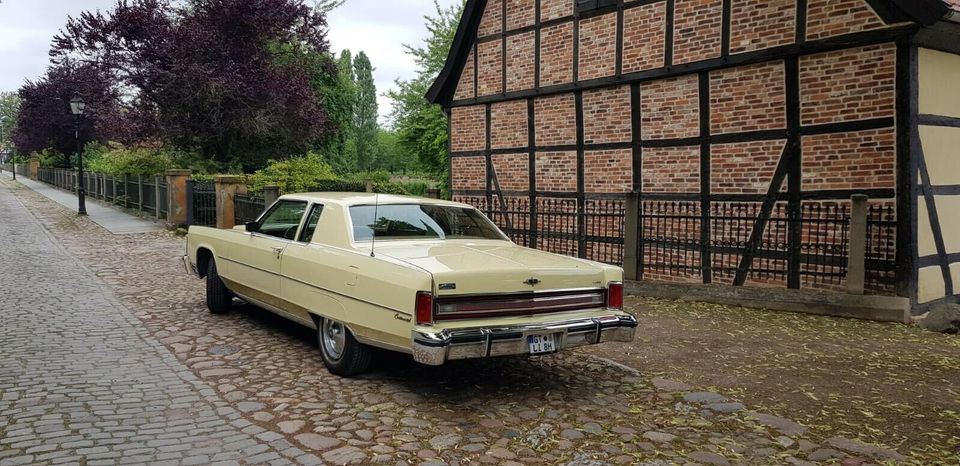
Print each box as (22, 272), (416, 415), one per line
(0, 177), (877, 465)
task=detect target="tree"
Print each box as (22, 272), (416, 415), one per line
(352, 51), (378, 171)
(12, 63), (129, 158)
(0, 92), (19, 154)
(388, 1), (463, 193)
(51, 0), (336, 171)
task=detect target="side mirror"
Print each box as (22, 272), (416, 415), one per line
(245, 222), (259, 232)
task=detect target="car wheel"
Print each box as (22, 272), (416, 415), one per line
(318, 317), (372, 376)
(206, 260), (233, 314)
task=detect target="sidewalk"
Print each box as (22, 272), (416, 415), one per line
(0, 170), (164, 234)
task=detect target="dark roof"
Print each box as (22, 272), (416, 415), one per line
(425, 0), (486, 107)
(426, 0), (958, 106)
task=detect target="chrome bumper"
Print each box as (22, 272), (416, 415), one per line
(411, 313), (638, 366)
(182, 255), (198, 276)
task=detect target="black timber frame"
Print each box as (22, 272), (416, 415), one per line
(436, 0), (960, 303)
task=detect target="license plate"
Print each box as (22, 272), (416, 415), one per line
(527, 334), (557, 355)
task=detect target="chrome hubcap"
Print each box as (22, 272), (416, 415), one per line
(321, 319), (346, 361)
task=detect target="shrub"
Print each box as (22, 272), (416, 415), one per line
(248, 152), (339, 194)
(85, 142), (174, 176)
(34, 148), (68, 168)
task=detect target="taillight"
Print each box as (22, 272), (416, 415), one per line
(607, 282), (623, 310)
(415, 291), (434, 326)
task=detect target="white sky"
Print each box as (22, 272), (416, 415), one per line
(0, 0), (461, 124)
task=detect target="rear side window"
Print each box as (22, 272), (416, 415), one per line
(299, 204), (324, 243)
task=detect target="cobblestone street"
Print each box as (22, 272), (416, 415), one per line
(0, 176), (911, 465)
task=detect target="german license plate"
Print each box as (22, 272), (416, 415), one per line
(527, 334), (557, 355)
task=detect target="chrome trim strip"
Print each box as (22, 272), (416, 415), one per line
(435, 287), (605, 299)
(231, 289), (315, 329)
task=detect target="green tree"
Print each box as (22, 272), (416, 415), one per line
(0, 91), (19, 154)
(353, 51), (379, 171)
(388, 1), (463, 195)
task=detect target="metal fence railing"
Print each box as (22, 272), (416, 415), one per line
(187, 180), (216, 226)
(31, 168), (170, 220)
(234, 194), (266, 225)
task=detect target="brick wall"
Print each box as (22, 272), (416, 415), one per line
(451, 156), (486, 191)
(540, 0), (572, 22)
(730, 0), (795, 54)
(450, 106), (486, 152)
(801, 128), (896, 191)
(711, 140), (787, 194)
(642, 146), (700, 193)
(622, 1), (667, 73)
(478, 40), (503, 96)
(506, 32), (536, 92)
(536, 152), (577, 191)
(491, 100), (528, 149)
(506, 0), (536, 31)
(806, 0), (886, 41)
(583, 85), (632, 144)
(540, 23), (574, 86)
(641, 75), (700, 140)
(454, 48), (476, 101)
(535, 94), (576, 146)
(710, 60), (787, 134)
(800, 44), (895, 125)
(673, 0), (723, 64)
(492, 153), (530, 191)
(478, 0), (503, 37)
(585, 149), (632, 193)
(578, 13), (618, 81)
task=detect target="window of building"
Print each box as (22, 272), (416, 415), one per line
(575, 0), (618, 15)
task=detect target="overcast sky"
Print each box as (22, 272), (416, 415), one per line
(0, 0), (459, 124)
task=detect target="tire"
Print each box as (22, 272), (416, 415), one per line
(318, 317), (372, 376)
(205, 260), (233, 314)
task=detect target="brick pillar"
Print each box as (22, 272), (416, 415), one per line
(425, 188), (440, 199)
(263, 185), (281, 206)
(215, 175), (247, 229)
(165, 169), (191, 226)
(365, 179), (374, 193)
(28, 157), (40, 179)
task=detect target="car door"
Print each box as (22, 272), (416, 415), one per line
(227, 199), (308, 301)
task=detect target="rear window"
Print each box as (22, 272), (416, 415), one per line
(349, 204), (507, 241)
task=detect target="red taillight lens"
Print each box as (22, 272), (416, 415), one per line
(607, 282), (623, 310)
(415, 291), (434, 326)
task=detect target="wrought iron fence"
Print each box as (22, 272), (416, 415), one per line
(234, 194), (266, 225)
(188, 180), (217, 226)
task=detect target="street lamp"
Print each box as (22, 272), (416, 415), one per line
(70, 95), (87, 216)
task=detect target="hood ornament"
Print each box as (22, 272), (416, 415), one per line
(524, 277), (541, 286)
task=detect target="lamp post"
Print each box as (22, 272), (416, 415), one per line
(70, 96), (87, 216)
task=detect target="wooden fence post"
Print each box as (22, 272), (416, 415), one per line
(624, 193), (640, 281)
(847, 194), (869, 295)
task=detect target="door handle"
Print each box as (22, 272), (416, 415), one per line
(272, 246), (284, 258)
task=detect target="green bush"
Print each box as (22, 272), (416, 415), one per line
(248, 152), (339, 194)
(85, 142), (175, 176)
(34, 148), (68, 168)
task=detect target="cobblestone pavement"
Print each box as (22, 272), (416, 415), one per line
(1, 177), (906, 466)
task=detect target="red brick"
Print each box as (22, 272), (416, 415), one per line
(622, 2), (667, 73)
(540, 23), (574, 86)
(491, 100), (528, 149)
(540, 0), (572, 22)
(585, 149), (632, 193)
(454, 48), (476, 101)
(710, 61), (786, 134)
(806, 0), (886, 41)
(506, 31), (535, 93)
(506, 0), (536, 31)
(535, 94), (576, 146)
(492, 153), (530, 191)
(799, 43), (895, 125)
(578, 13), (618, 81)
(711, 140), (787, 194)
(450, 106), (486, 152)
(451, 156), (486, 191)
(478, 0), (503, 37)
(536, 151), (577, 191)
(801, 128), (896, 191)
(477, 40), (504, 96)
(583, 86), (632, 144)
(730, 0), (795, 54)
(641, 74), (700, 140)
(642, 146), (700, 193)
(673, 0), (723, 64)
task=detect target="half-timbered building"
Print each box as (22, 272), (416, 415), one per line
(428, 0), (960, 313)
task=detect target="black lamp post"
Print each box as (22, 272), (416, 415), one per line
(70, 96), (87, 216)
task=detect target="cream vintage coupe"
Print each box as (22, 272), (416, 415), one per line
(183, 193), (637, 375)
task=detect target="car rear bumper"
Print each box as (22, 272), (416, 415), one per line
(410, 313), (638, 366)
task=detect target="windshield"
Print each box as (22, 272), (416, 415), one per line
(349, 204), (508, 241)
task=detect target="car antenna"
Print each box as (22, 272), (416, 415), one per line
(370, 192), (379, 258)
